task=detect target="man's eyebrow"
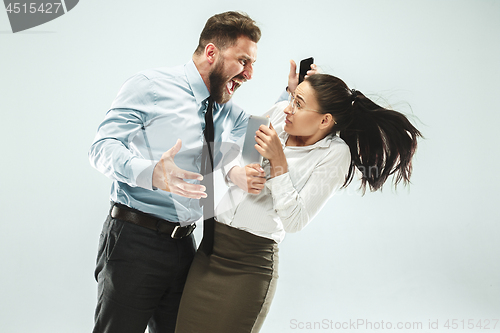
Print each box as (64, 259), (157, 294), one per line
(241, 55), (256, 63)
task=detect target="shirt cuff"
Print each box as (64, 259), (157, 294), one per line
(265, 172), (293, 194)
(223, 158), (241, 186)
(131, 157), (157, 190)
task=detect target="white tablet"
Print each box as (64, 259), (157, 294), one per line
(242, 115), (270, 166)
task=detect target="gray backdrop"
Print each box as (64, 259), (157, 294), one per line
(1, 0), (499, 332)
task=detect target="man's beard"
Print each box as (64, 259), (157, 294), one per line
(208, 58), (242, 104)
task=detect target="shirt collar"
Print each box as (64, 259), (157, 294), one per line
(185, 59), (210, 105)
(279, 130), (335, 149)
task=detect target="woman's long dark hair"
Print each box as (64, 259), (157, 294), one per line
(306, 74), (422, 193)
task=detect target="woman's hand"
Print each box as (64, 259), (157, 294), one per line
(255, 123), (288, 178)
(228, 164), (267, 195)
(287, 60), (319, 94)
(254, 123), (283, 161)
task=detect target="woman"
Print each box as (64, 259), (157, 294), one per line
(175, 74), (422, 333)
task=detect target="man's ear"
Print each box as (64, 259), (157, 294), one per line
(205, 43), (218, 64)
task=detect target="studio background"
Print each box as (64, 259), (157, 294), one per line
(1, 0), (499, 332)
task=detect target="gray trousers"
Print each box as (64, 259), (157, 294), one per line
(93, 211), (196, 333)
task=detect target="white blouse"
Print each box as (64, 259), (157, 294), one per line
(215, 101), (351, 243)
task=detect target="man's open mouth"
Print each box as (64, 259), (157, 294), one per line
(226, 79), (243, 95)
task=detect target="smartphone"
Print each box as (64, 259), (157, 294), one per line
(298, 57), (314, 84)
(242, 115), (271, 166)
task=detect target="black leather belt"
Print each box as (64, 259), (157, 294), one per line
(110, 203), (196, 239)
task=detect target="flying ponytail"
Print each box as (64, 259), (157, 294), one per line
(306, 74), (422, 193)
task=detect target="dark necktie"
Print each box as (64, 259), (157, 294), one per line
(200, 97), (215, 255)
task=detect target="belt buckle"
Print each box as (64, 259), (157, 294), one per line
(171, 224), (196, 239)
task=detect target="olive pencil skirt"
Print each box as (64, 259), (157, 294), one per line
(175, 221), (279, 333)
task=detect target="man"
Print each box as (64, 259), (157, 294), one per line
(89, 11), (261, 333)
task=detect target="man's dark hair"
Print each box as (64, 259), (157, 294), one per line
(195, 11), (261, 55)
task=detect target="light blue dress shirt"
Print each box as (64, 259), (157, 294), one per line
(89, 60), (249, 225)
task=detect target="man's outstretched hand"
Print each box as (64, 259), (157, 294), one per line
(152, 139), (207, 199)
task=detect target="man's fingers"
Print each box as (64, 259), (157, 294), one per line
(167, 139), (183, 157)
(170, 180), (207, 198)
(248, 163), (261, 169)
(174, 188), (207, 199)
(177, 181), (206, 193)
(170, 176), (205, 191)
(249, 178), (266, 190)
(247, 163), (265, 174)
(247, 171), (266, 180)
(248, 170), (266, 180)
(174, 168), (204, 181)
(250, 179), (266, 187)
